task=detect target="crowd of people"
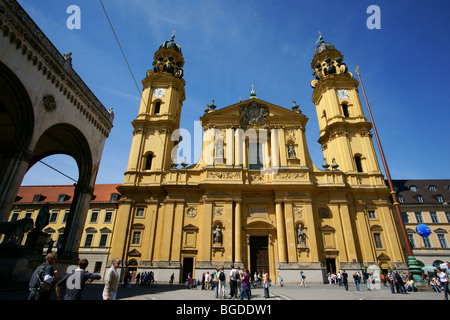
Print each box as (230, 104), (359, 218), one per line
(187, 265), (269, 300)
(26, 253), (450, 301)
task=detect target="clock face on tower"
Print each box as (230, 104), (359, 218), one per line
(337, 89), (350, 99)
(153, 88), (166, 98)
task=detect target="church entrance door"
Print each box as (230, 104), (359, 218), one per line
(250, 236), (269, 278)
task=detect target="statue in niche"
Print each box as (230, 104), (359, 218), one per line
(213, 225), (223, 244)
(297, 225), (306, 245)
(288, 144), (296, 158)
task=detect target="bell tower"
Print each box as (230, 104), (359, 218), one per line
(124, 35), (186, 184)
(310, 36), (381, 174)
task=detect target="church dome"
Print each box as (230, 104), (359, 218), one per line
(160, 35), (182, 52)
(313, 40), (336, 57)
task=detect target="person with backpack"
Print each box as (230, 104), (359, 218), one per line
(28, 253), (58, 300)
(218, 266), (226, 299)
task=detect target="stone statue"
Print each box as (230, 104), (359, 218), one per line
(213, 225), (223, 244)
(288, 145), (296, 158)
(0, 218), (34, 245)
(297, 225), (306, 245)
(35, 203), (50, 233)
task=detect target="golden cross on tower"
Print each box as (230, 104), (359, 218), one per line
(250, 83), (255, 91)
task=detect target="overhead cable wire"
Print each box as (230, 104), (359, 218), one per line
(99, 0), (142, 98)
(39, 160), (78, 183)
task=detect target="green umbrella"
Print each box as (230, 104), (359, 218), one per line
(421, 266), (436, 271)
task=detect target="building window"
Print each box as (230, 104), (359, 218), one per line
(49, 210), (59, 223)
(99, 234), (108, 247)
(423, 236), (432, 248)
(374, 233), (383, 248)
(90, 210), (99, 223)
(84, 234), (94, 247)
(25, 210), (33, 219)
(398, 195), (404, 203)
(136, 208), (144, 217)
(63, 210), (69, 223)
(428, 185), (438, 192)
(10, 211), (20, 222)
(368, 210), (376, 219)
(430, 212), (439, 223)
(94, 262), (102, 274)
(401, 212), (409, 223)
(132, 231), (141, 245)
(438, 234), (448, 248)
(154, 102), (161, 115)
(436, 195), (444, 203)
(32, 194), (42, 203)
(104, 210), (113, 223)
(416, 195), (424, 203)
(145, 153), (154, 170)
(446, 212), (450, 223)
(57, 194), (67, 202)
(414, 212), (423, 223)
(407, 234), (416, 248)
(110, 193), (120, 202)
(409, 185), (417, 192)
(342, 103), (349, 117)
(249, 142), (263, 170)
(354, 155), (363, 172)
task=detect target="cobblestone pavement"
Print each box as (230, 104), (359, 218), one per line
(0, 282), (446, 301)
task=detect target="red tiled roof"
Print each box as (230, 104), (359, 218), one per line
(15, 184), (121, 203)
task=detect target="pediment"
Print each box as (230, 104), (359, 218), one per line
(128, 249), (141, 257)
(201, 98), (307, 128)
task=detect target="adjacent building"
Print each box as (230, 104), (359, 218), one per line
(393, 179), (450, 267)
(7, 184), (121, 276)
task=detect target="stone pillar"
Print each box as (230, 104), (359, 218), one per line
(275, 201), (287, 263)
(58, 183), (94, 260)
(234, 200), (242, 264)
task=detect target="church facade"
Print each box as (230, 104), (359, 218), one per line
(109, 36), (407, 283)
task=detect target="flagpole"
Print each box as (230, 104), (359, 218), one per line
(355, 66), (413, 258)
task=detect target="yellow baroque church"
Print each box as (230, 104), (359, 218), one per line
(109, 35), (407, 283)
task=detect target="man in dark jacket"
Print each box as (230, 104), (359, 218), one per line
(55, 258), (101, 300)
(28, 253), (57, 300)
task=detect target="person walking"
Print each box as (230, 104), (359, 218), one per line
(55, 258), (101, 300)
(102, 258), (121, 300)
(28, 253), (58, 300)
(353, 272), (360, 291)
(299, 271), (306, 287)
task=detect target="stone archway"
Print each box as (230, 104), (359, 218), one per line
(0, 61), (34, 220)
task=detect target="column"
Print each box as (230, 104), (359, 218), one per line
(275, 201), (287, 263)
(270, 128), (280, 168)
(234, 200), (242, 264)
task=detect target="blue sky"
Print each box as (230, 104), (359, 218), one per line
(18, 0), (450, 186)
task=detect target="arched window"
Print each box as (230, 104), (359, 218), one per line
(154, 102), (161, 115)
(354, 155), (363, 172)
(342, 103), (349, 117)
(145, 153), (154, 170)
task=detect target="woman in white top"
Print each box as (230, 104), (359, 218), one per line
(436, 267), (449, 300)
